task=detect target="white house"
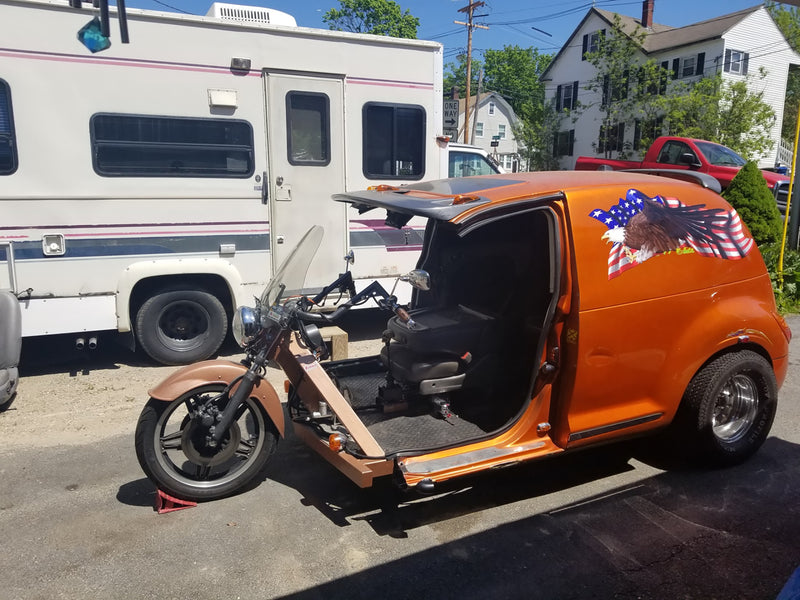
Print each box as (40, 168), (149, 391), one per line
(541, 1), (800, 169)
(457, 91), (525, 172)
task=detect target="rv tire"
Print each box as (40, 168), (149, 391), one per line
(135, 289), (228, 366)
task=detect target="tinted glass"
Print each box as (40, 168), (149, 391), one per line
(363, 103), (425, 179)
(91, 114), (254, 177)
(287, 92), (330, 165)
(0, 80), (17, 175)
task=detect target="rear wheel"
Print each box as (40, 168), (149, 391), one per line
(676, 350), (777, 466)
(135, 289), (228, 365)
(134, 384), (278, 501)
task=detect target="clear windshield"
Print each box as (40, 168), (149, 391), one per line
(260, 226), (324, 307)
(695, 141), (747, 167)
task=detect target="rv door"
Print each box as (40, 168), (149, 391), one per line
(264, 72), (346, 289)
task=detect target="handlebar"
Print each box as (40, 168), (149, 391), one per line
(292, 279), (413, 327)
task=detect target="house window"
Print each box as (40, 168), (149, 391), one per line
(498, 124), (506, 140)
(0, 79), (17, 175)
(556, 81), (579, 111)
(724, 49), (749, 75)
(634, 116), (664, 151)
(90, 113), (254, 177)
(598, 122), (625, 154)
(582, 29), (605, 60)
(602, 73), (628, 107)
(286, 92), (330, 166)
(488, 102), (496, 116)
(475, 122), (484, 138)
(553, 130), (575, 157)
(672, 52), (705, 79)
(362, 102), (425, 179)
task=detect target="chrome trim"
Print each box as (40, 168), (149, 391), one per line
(568, 413), (663, 442)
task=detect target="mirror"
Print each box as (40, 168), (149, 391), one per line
(400, 270), (431, 291)
(679, 152), (702, 168)
(77, 17), (111, 53)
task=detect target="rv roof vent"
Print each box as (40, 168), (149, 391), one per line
(206, 3), (297, 27)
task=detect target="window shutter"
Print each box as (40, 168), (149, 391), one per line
(553, 132), (558, 156)
(572, 80), (579, 110)
(618, 122), (625, 150)
(602, 74), (609, 106)
(659, 61), (669, 94)
(569, 129), (575, 156)
(555, 85), (562, 111)
(743, 52), (749, 75)
(724, 49), (732, 72)
(695, 52), (705, 76)
(582, 34), (588, 60)
(672, 58), (680, 79)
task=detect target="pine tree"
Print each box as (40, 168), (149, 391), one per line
(721, 161), (783, 246)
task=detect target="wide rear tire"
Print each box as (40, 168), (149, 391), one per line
(675, 350), (777, 466)
(135, 384), (278, 501)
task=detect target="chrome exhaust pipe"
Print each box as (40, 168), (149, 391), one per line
(75, 337), (85, 350)
(88, 336), (98, 350)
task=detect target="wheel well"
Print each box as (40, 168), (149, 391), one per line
(691, 343), (773, 383)
(129, 274), (234, 322)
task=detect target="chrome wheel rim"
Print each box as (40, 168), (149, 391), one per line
(712, 374), (758, 443)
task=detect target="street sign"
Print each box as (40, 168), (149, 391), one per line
(443, 99), (459, 139)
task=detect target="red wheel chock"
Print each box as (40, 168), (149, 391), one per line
(154, 489), (197, 514)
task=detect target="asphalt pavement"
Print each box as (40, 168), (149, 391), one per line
(1, 315), (799, 599)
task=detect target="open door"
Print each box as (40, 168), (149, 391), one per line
(264, 72), (347, 290)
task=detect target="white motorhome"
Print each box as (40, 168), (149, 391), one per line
(0, 0), (499, 365)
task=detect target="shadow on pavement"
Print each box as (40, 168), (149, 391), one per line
(271, 435), (800, 600)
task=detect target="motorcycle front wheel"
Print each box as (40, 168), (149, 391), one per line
(135, 384), (278, 501)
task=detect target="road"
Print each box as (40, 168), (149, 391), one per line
(1, 313), (799, 600)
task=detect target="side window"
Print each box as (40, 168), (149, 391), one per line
(0, 79), (17, 175)
(90, 114), (254, 177)
(475, 122), (484, 138)
(362, 102), (425, 180)
(286, 91), (330, 165)
(448, 151), (497, 177)
(657, 140), (691, 164)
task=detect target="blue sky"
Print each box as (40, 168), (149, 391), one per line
(122, 0), (765, 64)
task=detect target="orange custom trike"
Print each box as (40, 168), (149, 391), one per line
(135, 171), (790, 501)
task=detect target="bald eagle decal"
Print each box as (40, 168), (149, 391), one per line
(590, 189), (754, 279)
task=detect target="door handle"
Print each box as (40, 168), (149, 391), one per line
(261, 171), (269, 204)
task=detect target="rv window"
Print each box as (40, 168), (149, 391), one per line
(90, 114), (254, 177)
(286, 92), (330, 166)
(362, 103), (425, 180)
(0, 80), (17, 175)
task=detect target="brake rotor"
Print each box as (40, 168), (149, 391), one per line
(181, 418), (242, 467)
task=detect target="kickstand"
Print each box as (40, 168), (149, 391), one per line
(154, 489), (197, 514)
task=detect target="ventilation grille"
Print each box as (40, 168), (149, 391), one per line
(205, 3), (297, 27)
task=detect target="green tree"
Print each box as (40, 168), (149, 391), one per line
(663, 73), (776, 159)
(767, 2), (800, 140)
(580, 15), (670, 158)
(443, 54), (482, 99)
(322, 0), (419, 38)
(482, 46), (552, 124)
(721, 160), (783, 246)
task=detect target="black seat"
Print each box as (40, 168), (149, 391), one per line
(380, 305), (496, 394)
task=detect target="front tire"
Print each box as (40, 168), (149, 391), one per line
(135, 289), (228, 365)
(676, 350), (777, 466)
(135, 384), (278, 501)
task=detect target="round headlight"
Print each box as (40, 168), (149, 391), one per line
(232, 306), (259, 347)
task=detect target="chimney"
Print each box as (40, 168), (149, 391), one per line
(642, 0), (654, 29)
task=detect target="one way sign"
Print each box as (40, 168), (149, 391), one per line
(443, 99), (459, 139)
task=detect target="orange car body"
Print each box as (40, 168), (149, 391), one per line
(304, 171), (791, 489)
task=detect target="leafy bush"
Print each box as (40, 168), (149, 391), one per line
(760, 242), (800, 313)
(721, 160), (783, 246)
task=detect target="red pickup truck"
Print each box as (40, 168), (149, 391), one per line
(575, 136), (789, 198)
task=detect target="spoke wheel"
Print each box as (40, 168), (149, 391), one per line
(135, 384), (278, 501)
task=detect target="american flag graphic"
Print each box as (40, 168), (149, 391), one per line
(589, 189), (755, 279)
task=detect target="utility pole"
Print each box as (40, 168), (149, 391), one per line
(455, 1), (488, 144)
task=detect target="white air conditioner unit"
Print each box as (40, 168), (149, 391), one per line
(205, 3), (297, 27)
